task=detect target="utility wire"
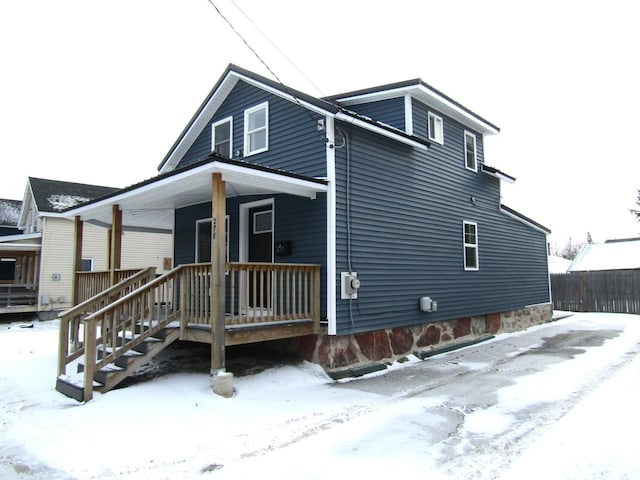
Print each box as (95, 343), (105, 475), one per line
(227, 0), (326, 98)
(206, 0), (285, 89)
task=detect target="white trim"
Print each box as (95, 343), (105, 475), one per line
(499, 206), (551, 235)
(463, 221), (479, 271)
(335, 112), (428, 151)
(404, 93), (413, 135)
(428, 111), (444, 144)
(211, 116), (233, 157)
(239, 198), (274, 263)
(334, 84), (500, 136)
(325, 115), (337, 335)
(464, 131), (477, 172)
(243, 101), (269, 157)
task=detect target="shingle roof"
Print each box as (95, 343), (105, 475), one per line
(28, 177), (119, 214)
(0, 199), (22, 226)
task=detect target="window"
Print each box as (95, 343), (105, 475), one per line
(253, 210), (273, 234)
(464, 131), (477, 171)
(212, 117), (232, 157)
(196, 216), (230, 264)
(244, 102), (268, 156)
(463, 221), (479, 270)
(428, 112), (443, 144)
(80, 258), (94, 272)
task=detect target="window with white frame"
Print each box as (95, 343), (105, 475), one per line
(244, 102), (268, 156)
(463, 221), (479, 270)
(196, 216), (230, 264)
(212, 117), (232, 158)
(464, 131), (477, 171)
(80, 258), (94, 272)
(428, 112), (443, 144)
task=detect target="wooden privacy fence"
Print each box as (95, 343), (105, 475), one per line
(550, 271), (640, 314)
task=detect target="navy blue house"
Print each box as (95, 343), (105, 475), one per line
(60, 64), (551, 391)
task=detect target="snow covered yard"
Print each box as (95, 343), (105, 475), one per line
(1, 312), (639, 479)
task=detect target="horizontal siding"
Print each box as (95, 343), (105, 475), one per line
(344, 97), (406, 132)
(175, 193), (328, 317)
(334, 124), (548, 335)
(121, 230), (173, 274)
(177, 81), (327, 178)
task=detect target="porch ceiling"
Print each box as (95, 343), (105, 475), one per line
(62, 158), (328, 231)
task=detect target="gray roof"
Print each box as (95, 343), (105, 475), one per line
(0, 199), (22, 226)
(28, 177), (119, 214)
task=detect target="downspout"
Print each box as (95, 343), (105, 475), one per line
(325, 115), (337, 335)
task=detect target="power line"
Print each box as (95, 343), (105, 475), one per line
(205, 0), (285, 88)
(227, 0), (326, 97)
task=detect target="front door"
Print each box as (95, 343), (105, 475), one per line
(247, 204), (273, 310)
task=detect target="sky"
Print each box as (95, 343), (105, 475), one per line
(1, 0), (639, 247)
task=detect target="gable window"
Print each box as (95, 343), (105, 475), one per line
(463, 221), (479, 270)
(428, 112), (443, 144)
(212, 117), (233, 158)
(244, 102), (269, 156)
(464, 131), (477, 171)
(196, 216), (230, 264)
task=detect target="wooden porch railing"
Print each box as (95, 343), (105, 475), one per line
(76, 269), (142, 304)
(57, 267), (156, 378)
(58, 262), (320, 401)
(182, 262), (321, 329)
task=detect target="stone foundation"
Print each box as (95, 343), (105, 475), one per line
(297, 303), (553, 375)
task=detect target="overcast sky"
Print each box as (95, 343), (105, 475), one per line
(1, 0), (638, 246)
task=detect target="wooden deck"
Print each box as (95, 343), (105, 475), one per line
(56, 262), (322, 401)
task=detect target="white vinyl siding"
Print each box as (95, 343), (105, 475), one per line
(244, 102), (268, 156)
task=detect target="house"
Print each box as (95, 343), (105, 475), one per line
(568, 238), (640, 272)
(0, 177), (173, 318)
(55, 64), (551, 401)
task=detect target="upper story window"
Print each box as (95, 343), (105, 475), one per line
(464, 131), (477, 171)
(244, 102), (269, 156)
(463, 221), (479, 270)
(212, 117), (233, 158)
(428, 112), (444, 144)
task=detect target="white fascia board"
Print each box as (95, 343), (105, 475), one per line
(336, 84), (500, 136)
(0, 243), (41, 252)
(0, 232), (41, 243)
(499, 206), (550, 235)
(414, 84), (500, 135)
(160, 71), (337, 175)
(159, 75), (240, 174)
(335, 112), (429, 151)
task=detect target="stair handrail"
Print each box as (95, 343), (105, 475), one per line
(57, 267), (156, 377)
(80, 265), (184, 401)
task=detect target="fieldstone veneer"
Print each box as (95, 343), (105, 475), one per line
(298, 303), (553, 373)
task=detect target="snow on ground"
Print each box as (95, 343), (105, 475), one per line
(1, 312), (639, 479)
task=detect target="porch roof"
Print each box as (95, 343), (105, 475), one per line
(61, 156), (328, 231)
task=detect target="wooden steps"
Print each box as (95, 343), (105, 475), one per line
(55, 325), (180, 402)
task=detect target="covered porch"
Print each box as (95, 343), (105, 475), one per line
(0, 238), (40, 314)
(56, 157), (328, 401)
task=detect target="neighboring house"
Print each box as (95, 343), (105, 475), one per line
(57, 64), (551, 400)
(9, 177), (173, 318)
(568, 238), (640, 272)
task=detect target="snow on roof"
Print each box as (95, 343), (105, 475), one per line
(47, 194), (90, 212)
(568, 238), (640, 272)
(548, 255), (571, 274)
(0, 199), (22, 226)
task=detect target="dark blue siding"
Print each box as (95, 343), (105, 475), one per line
(174, 193), (327, 318)
(344, 97), (406, 132)
(177, 81), (327, 178)
(334, 124), (548, 335)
